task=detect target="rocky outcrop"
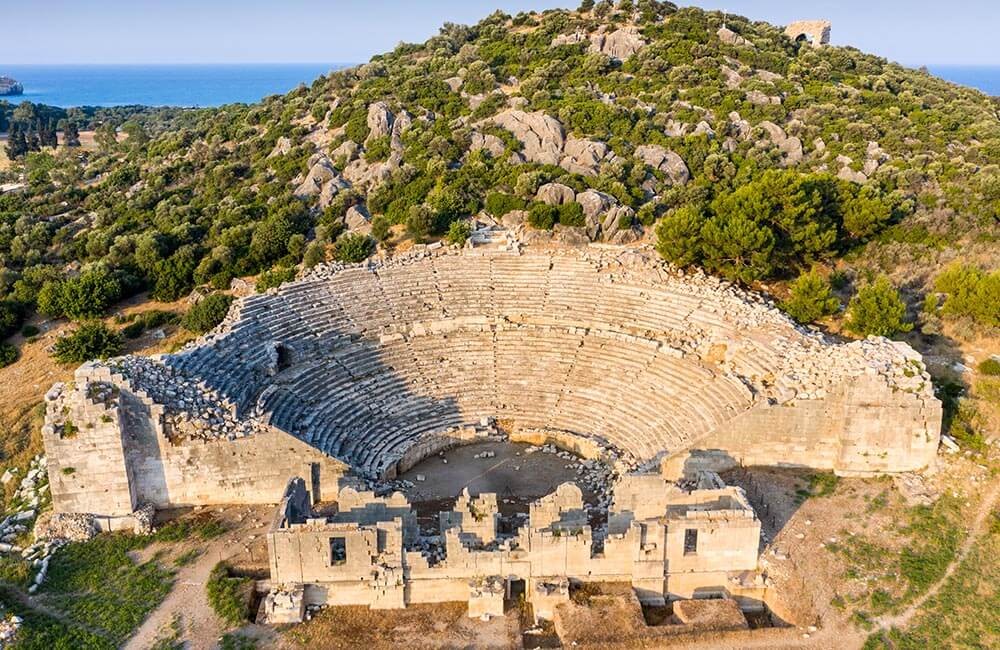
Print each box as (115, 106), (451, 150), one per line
(552, 31), (588, 47)
(756, 121), (803, 165)
(345, 205), (372, 233)
(490, 110), (615, 176)
(575, 189), (617, 240)
(561, 137), (614, 176)
(0, 76), (23, 96)
(536, 183), (576, 206)
(366, 102), (394, 142)
(294, 154), (351, 209)
(747, 90), (781, 106)
(268, 137), (293, 158)
(590, 27), (646, 60)
(717, 27), (751, 47)
(469, 132), (507, 158)
(728, 112), (752, 140)
(634, 145), (691, 185)
(493, 110), (565, 166)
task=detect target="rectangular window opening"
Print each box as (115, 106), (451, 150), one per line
(683, 529), (698, 556)
(330, 536), (347, 565)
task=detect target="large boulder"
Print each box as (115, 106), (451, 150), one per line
(332, 140), (360, 163)
(295, 154), (350, 208)
(756, 121), (803, 165)
(469, 132), (507, 158)
(345, 204), (372, 233)
(390, 110), (413, 151)
(575, 189), (617, 240)
(728, 112), (752, 140)
(634, 145), (690, 185)
(492, 110), (565, 166)
(561, 137), (613, 176)
(366, 102), (395, 142)
(536, 183), (576, 206)
(717, 26), (751, 47)
(590, 27), (646, 60)
(602, 205), (637, 242)
(268, 136), (293, 158)
(551, 31), (588, 47)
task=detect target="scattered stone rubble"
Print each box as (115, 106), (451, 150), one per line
(0, 455), (71, 594)
(0, 606), (21, 647)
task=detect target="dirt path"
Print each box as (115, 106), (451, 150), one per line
(874, 478), (1000, 632)
(125, 510), (271, 650)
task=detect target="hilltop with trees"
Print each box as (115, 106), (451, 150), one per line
(0, 0), (997, 353)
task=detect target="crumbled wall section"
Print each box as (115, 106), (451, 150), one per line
(784, 20), (831, 47)
(43, 377), (135, 517)
(263, 474), (763, 616)
(45, 363), (347, 518)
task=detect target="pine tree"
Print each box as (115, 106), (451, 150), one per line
(4, 123), (27, 158)
(781, 270), (840, 324)
(846, 276), (912, 337)
(63, 120), (81, 147)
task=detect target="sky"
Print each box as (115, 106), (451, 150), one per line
(0, 1), (996, 67)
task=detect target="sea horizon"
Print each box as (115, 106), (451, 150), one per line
(0, 63), (353, 108)
(0, 62), (997, 110)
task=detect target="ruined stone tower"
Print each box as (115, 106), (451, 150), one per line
(784, 20), (831, 48)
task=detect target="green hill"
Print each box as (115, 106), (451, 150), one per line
(1, 1), (998, 346)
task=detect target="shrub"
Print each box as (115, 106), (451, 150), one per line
(37, 267), (123, 321)
(121, 321), (145, 339)
(255, 266), (296, 292)
(302, 241), (328, 268)
(846, 276), (912, 337)
(0, 342), (17, 368)
(370, 215), (391, 242)
(558, 202), (586, 227)
(781, 270), (840, 324)
(978, 358), (1000, 376)
(484, 192), (527, 218)
(21, 324), (39, 338)
(656, 205), (704, 268)
(206, 562), (252, 626)
(333, 233), (375, 263)
(446, 220), (472, 246)
(0, 300), (25, 339)
(52, 322), (124, 364)
(182, 294), (234, 334)
(933, 263), (1000, 328)
(527, 203), (559, 230)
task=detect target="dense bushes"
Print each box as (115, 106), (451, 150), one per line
(933, 263), (1000, 328)
(255, 266), (296, 292)
(182, 294), (233, 334)
(206, 562), (252, 626)
(0, 342), (17, 368)
(780, 270), (840, 324)
(333, 233), (375, 263)
(37, 268), (123, 321)
(846, 276), (912, 337)
(52, 322), (124, 363)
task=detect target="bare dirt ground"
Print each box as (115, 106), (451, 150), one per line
(125, 505), (275, 650)
(279, 601), (519, 649)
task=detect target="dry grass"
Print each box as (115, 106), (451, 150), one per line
(0, 292), (193, 511)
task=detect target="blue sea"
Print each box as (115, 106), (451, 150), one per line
(926, 65), (1000, 96)
(0, 64), (350, 108)
(0, 63), (996, 109)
